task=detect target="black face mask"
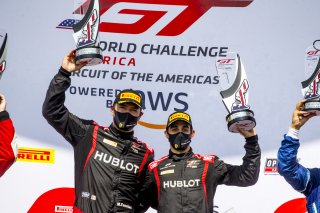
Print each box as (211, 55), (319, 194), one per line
(168, 132), (191, 151)
(113, 110), (139, 131)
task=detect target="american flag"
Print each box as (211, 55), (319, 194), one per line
(56, 19), (80, 29)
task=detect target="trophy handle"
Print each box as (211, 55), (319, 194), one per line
(0, 31), (8, 79)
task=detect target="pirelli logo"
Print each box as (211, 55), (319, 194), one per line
(120, 92), (141, 103)
(169, 113), (190, 123)
(55, 205), (73, 212)
(17, 147), (55, 164)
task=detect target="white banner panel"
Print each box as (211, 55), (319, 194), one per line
(0, 0), (319, 212)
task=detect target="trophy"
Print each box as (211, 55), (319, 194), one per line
(301, 40), (320, 115)
(215, 52), (256, 133)
(72, 0), (102, 66)
(0, 29), (8, 80)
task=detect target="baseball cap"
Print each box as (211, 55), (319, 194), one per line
(166, 111), (192, 128)
(114, 89), (143, 108)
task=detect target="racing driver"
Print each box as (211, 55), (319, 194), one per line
(142, 111), (261, 213)
(42, 50), (154, 213)
(278, 100), (319, 212)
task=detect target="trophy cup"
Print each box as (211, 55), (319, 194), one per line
(301, 40), (320, 115)
(215, 52), (256, 133)
(0, 29), (8, 80)
(72, 0), (103, 66)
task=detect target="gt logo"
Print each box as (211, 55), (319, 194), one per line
(307, 50), (320, 56)
(217, 59), (235, 64)
(73, 0), (254, 36)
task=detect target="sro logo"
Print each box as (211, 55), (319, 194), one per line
(68, 0), (254, 36)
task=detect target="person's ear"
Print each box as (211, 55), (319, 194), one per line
(190, 129), (195, 139)
(110, 106), (115, 117)
(139, 111), (144, 118)
(164, 130), (169, 139)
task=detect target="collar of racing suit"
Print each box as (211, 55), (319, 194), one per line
(108, 124), (135, 141)
(169, 148), (194, 161)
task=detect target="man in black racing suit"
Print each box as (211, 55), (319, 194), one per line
(141, 111), (260, 213)
(42, 50), (154, 213)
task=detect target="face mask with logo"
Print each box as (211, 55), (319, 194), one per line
(113, 110), (139, 131)
(168, 132), (191, 151)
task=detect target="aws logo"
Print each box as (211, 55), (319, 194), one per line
(137, 90), (188, 129)
(58, 0), (254, 36)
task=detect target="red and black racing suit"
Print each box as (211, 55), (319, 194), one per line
(42, 67), (154, 213)
(144, 135), (260, 213)
(0, 110), (17, 177)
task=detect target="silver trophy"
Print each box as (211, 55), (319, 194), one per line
(301, 40), (320, 115)
(72, 0), (102, 66)
(0, 29), (8, 80)
(215, 52), (256, 133)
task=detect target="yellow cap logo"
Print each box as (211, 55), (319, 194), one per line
(169, 113), (190, 123)
(120, 92), (141, 103)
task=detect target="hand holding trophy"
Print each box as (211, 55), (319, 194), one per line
(72, 0), (103, 66)
(301, 40), (320, 115)
(0, 29), (8, 80)
(215, 52), (256, 133)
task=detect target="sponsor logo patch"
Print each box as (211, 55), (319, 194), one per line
(94, 151), (140, 174)
(169, 112), (190, 123)
(117, 202), (132, 209)
(160, 169), (175, 175)
(186, 160), (200, 168)
(103, 138), (118, 147)
(17, 147), (55, 164)
(163, 179), (200, 188)
(120, 92), (141, 103)
(81, 192), (90, 198)
(55, 205), (73, 213)
(131, 142), (142, 153)
(160, 162), (175, 170)
(264, 158), (278, 175)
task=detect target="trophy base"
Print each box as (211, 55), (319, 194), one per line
(76, 46), (103, 66)
(304, 100), (320, 116)
(226, 109), (256, 133)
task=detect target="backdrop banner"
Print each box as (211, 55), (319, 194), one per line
(0, 0), (319, 212)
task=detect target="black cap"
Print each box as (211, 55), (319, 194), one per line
(114, 89), (143, 108)
(166, 111), (192, 128)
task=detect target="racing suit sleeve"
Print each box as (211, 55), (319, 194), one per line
(216, 135), (261, 186)
(277, 134), (314, 194)
(42, 67), (90, 147)
(135, 153), (157, 213)
(0, 111), (17, 177)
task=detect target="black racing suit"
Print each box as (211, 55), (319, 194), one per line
(42, 67), (154, 213)
(144, 135), (260, 213)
